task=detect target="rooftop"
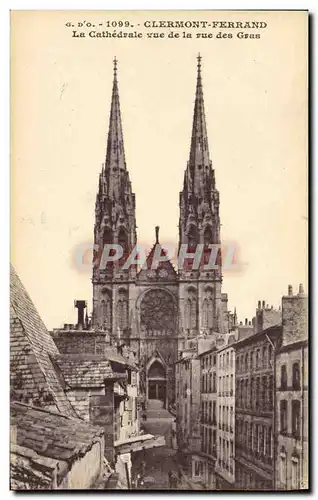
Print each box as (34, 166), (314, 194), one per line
(54, 354), (127, 388)
(10, 265), (75, 416)
(10, 402), (104, 488)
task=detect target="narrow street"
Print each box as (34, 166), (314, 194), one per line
(133, 400), (179, 490)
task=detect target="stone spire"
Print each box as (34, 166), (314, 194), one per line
(179, 55), (219, 248)
(93, 58), (137, 285)
(189, 54), (210, 177)
(105, 57), (126, 174)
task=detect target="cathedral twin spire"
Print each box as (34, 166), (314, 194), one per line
(95, 55), (220, 274)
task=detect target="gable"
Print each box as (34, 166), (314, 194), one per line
(137, 243), (177, 282)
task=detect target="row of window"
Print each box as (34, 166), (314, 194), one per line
(280, 363), (301, 390)
(218, 349), (234, 370)
(201, 353), (217, 370)
(201, 372), (217, 393)
(218, 405), (234, 433)
(218, 374), (234, 395)
(280, 399), (301, 438)
(236, 375), (273, 412)
(236, 344), (273, 373)
(236, 419), (273, 461)
(201, 400), (217, 425)
(201, 425), (217, 456)
(98, 296), (129, 329)
(217, 437), (234, 474)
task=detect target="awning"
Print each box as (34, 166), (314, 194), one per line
(114, 434), (165, 454)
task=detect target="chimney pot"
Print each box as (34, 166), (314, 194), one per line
(74, 299), (86, 327)
(245, 318), (248, 325)
(288, 285), (293, 296)
(239, 321), (243, 326)
(249, 321), (251, 326)
(262, 300), (265, 309)
(63, 323), (68, 330)
(258, 301), (261, 309)
(299, 283), (304, 295)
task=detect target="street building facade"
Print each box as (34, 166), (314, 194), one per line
(275, 285), (308, 490)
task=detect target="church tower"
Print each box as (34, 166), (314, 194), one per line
(178, 55), (224, 342)
(92, 58), (137, 335)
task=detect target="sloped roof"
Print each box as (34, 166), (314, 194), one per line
(10, 265), (75, 416)
(54, 354), (125, 388)
(137, 242), (177, 281)
(11, 402), (104, 488)
(105, 349), (138, 371)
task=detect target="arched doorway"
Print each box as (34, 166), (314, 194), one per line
(147, 360), (167, 407)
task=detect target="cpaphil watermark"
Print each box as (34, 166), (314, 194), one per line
(71, 240), (245, 275)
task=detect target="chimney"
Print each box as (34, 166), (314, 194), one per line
(245, 318), (248, 325)
(249, 321), (251, 326)
(258, 300), (261, 309)
(74, 300), (87, 328)
(298, 283), (304, 295)
(262, 300), (265, 309)
(288, 285), (293, 296)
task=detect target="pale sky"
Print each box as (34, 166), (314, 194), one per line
(11, 11), (308, 329)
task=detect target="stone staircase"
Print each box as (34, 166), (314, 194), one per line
(146, 400), (172, 419)
(143, 400), (174, 448)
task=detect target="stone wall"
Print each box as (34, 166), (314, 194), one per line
(59, 439), (104, 489)
(51, 330), (109, 355)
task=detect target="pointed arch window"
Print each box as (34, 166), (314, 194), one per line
(203, 226), (213, 266)
(100, 290), (112, 329)
(103, 227), (113, 246)
(190, 298), (197, 329)
(187, 225), (198, 249)
(102, 228), (114, 270)
(202, 298), (213, 328)
(118, 228), (129, 265)
(117, 289), (128, 331)
(202, 288), (213, 329)
(204, 226), (213, 245)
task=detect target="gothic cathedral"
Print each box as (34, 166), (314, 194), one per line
(92, 56), (229, 408)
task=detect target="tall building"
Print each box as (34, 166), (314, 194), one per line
(234, 324), (282, 490)
(275, 285), (308, 490)
(91, 55), (230, 410)
(198, 344), (218, 489)
(215, 339), (236, 489)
